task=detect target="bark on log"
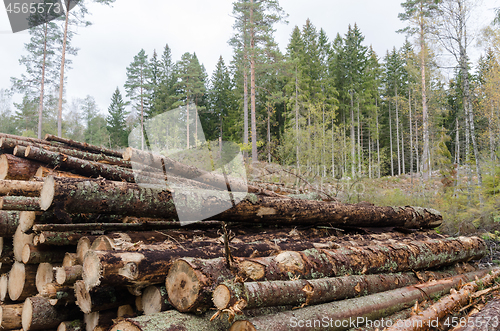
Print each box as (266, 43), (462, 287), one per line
(25, 146), (136, 182)
(8, 262), (38, 301)
(35, 231), (85, 246)
(0, 133), (61, 147)
(57, 320), (84, 331)
(55, 266), (82, 285)
(0, 303), (23, 330)
(452, 296), (500, 331)
(74, 280), (135, 313)
(213, 265), (478, 311)
(228, 269), (492, 331)
(0, 180), (42, 197)
(165, 237), (486, 313)
(39, 283), (75, 305)
(35, 166), (87, 179)
(0, 197), (41, 212)
(21, 296), (82, 330)
(385, 268), (500, 331)
(44, 134), (123, 158)
(141, 285), (172, 315)
(22, 243), (69, 264)
(12, 146), (26, 157)
(32, 222), (191, 233)
(35, 262), (55, 293)
(0, 154), (43, 180)
(0, 137), (131, 168)
(0, 211), (20, 236)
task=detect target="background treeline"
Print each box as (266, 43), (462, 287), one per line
(2, 0), (500, 188)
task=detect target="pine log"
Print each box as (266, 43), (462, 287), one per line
(35, 166), (87, 179)
(117, 305), (135, 318)
(0, 133), (58, 146)
(35, 231), (86, 246)
(39, 283), (75, 305)
(0, 211), (20, 236)
(22, 243), (71, 264)
(385, 268), (500, 331)
(90, 235), (115, 251)
(44, 134), (123, 158)
(32, 222), (192, 233)
(55, 266), (82, 285)
(0, 137), (131, 168)
(35, 263), (55, 293)
(62, 253), (79, 267)
(74, 280), (135, 313)
(0, 303), (23, 330)
(13, 226), (34, 262)
(57, 320), (84, 331)
(22, 296), (82, 330)
(12, 146), (26, 157)
(76, 237), (91, 265)
(8, 262), (38, 301)
(0, 154), (43, 180)
(25, 146), (136, 182)
(165, 237), (487, 312)
(0, 273), (8, 301)
(212, 265), (478, 311)
(0, 197), (41, 212)
(452, 297), (500, 331)
(228, 269), (492, 331)
(0, 180), (43, 197)
(141, 285), (172, 315)
(84, 310), (116, 331)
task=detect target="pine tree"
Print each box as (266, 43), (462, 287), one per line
(0, 89), (16, 134)
(13, 95), (38, 137)
(125, 49), (150, 150)
(107, 87), (129, 148)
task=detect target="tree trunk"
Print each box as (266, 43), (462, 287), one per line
(0, 197), (41, 212)
(0, 211), (20, 237)
(56, 0), (70, 137)
(8, 262), (38, 301)
(35, 231), (87, 246)
(420, 17), (430, 180)
(229, 269), (491, 331)
(385, 268), (500, 331)
(55, 265), (82, 286)
(0, 303), (24, 330)
(249, 0), (257, 163)
(213, 265), (476, 311)
(25, 146), (137, 182)
(165, 236), (486, 313)
(0, 154), (43, 180)
(389, 100), (394, 176)
(44, 134), (123, 158)
(74, 280), (135, 313)
(0, 180), (43, 197)
(22, 296), (82, 330)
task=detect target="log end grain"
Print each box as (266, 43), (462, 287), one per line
(0, 273), (8, 301)
(165, 259), (201, 313)
(0, 155), (8, 180)
(0, 303), (24, 330)
(142, 286), (168, 315)
(35, 263), (54, 293)
(8, 262), (25, 301)
(39, 176), (55, 211)
(74, 280), (92, 314)
(20, 296), (33, 330)
(19, 211), (37, 233)
(230, 321), (257, 331)
(110, 321), (141, 331)
(239, 260), (265, 281)
(13, 226), (34, 262)
(82, 251), (102, 289)
(117, 305), (135, 318)
(76, 238), (91, 266)
(212, 284), (231, 310)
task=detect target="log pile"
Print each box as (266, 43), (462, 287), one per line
(0, 133), (496, 331)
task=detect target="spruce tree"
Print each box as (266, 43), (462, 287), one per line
(107, 87), (129, 148)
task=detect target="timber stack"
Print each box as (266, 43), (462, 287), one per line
(0, 132), (496, 331)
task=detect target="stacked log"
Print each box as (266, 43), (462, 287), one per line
(0, 132), (495, 331)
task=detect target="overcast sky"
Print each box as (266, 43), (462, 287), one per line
(0, 0), (498, 113)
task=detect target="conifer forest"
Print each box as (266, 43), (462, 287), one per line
(2, 0), (500, 234)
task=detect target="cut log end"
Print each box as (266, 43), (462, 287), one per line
(122, 148), (133, 161)
(76, 237), (91, 265)
(74, 280), (92, 314)
(212, 284), (231, 310)
(21, 296), (33, 330)
(0, 273), (8, 301)
(82, 251), (102, 290)
(165, 259), (201, 313)
(110, 321), (141, 331)
(230, 321), (257, 331)
(8, 262), (24, 301)
(40, 176), (56, 211)
(19, 211), (37, 233)
(36, 263), (54, 293)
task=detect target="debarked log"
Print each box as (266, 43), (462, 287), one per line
(385, 268), (500, 331)
(228, 269), (492, 331)
(165, 237), (487, 312)
(212, 265), (477, 311)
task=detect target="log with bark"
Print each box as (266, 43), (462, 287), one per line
(55, 265), (82, 285)
(452, 296), (500, 331)
(25, 146), (137, 182)
(34, 231), (87, 246)
(44, 134), (123, 158)
(385, 268), (500, 331)
(212, 265), (477, 311)
(74, 280), (135, 313)
(35, 166), (87, 179)
(0, 303), (23, 330)
(22, 243), (69, 264)
(0, 180), (43, 197)
(0, 133), (61, 147)
(0, 211), (20, 236)
(0, 197), (41, 212)
(57, 320), (84, 331)
(141, 285), (172, 315)
(8, 262), (38, 301)
(165, 236), (486, 312)
(228, 269), (492, 331)
(39, 283), (76, 305)
(0, 154), (43, 180)
(22, 296), (82, 330)
(84, 310), (116, 331)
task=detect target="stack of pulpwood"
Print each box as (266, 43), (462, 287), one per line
(0, 132), (497, 331)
